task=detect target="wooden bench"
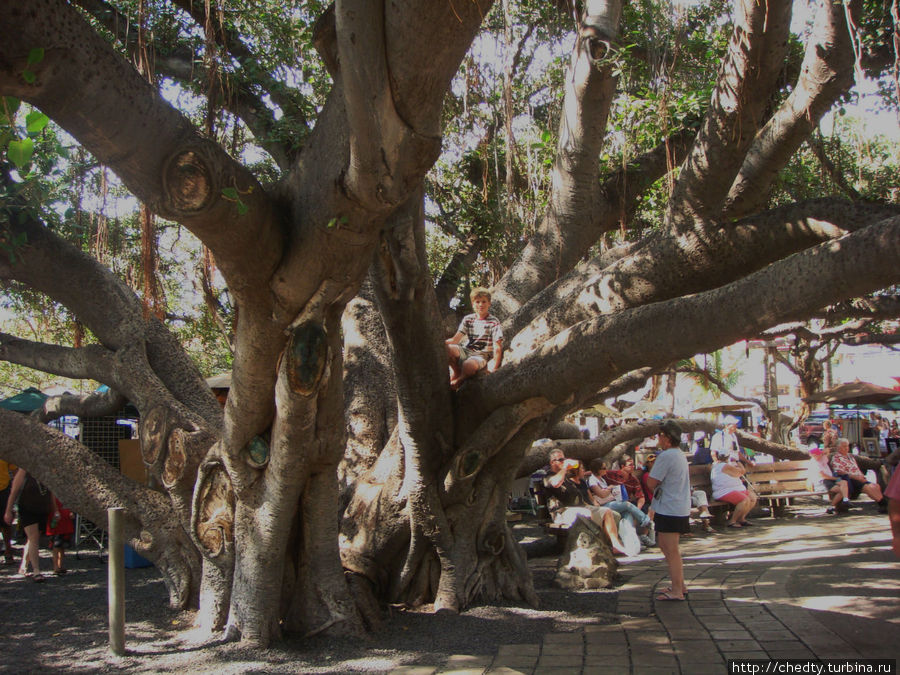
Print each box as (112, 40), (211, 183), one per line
(745, 460), (827, 517)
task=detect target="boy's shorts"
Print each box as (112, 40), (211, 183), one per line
(455, 346), (489, 370)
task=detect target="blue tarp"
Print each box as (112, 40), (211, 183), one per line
(0, 387), (47, 412)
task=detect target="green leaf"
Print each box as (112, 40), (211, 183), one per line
(27, 48), (45, 66)
(221, 187), (239, 200)
(3, 97), (21, 119)
(7, 137), (34, 169)
(22, 70), (36, 84)
(25, 111), (49, 135)
(236, 201), (248, 216)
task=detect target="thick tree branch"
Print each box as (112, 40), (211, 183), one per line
(0, 213), (221, 427)
(516, 420), (810, 477)
(37, 388), (128, 423)
(477, 214), (900, 412)
(0, 332), (119, 385)
(579, 367), (654, 411)
(434, 233), (485, 310)
(493, 126), (696, 319)
(723, 0), (858, 217)
(822, 294), (900, 321)
(665, 0), (793, 229)
(0, 0), (283, 290)
(72, 0), (295, 167)
(490, 0), (623, 317)
(336, 0), (489, 210)
(505, 199), (900, 358)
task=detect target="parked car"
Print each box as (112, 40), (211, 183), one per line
(799, 412), (841, 445)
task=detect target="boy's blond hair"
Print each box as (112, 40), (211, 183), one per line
(470, 287), (491, 302)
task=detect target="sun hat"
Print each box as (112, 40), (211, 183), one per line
(809, 446), (825, 456)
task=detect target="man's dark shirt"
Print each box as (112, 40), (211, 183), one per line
(543, 476), (592, 507)
(692, 445), (712, 465)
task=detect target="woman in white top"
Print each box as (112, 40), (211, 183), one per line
(710, 452), (757, 528)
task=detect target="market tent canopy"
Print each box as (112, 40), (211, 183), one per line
(692, 400), (757, 414)
(619, 400), (670, 418)
(0, 387), (47, 412)
(804, 379), (900, 406)
(827, 398), (900, 411)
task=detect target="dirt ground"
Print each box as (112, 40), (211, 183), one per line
(0, 519), (618, 674)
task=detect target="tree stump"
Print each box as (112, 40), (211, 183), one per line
(555, 516), (618, 589)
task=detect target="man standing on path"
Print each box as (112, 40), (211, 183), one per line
(644, 419), (691, 601)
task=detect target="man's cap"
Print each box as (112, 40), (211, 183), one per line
(723, 415), (739, 425)
(660, 419), (683, 441)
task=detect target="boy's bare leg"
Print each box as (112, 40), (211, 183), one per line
(450, 357), (484, 389)
(446, 344), (463, 383)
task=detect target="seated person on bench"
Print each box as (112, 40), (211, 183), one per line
(831, 439), (887, 513)
(589, 459), (653, 537)
(544, 449), (626, 554)
(711, 452), (757, 528)
(806, 446), (850, 514)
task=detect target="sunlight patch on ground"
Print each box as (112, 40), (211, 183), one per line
(684, 536), (891, 564)
(795, 595), (900, 624)
(848, 561), (900, 572)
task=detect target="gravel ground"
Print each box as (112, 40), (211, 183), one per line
(0, 519), (620, 673)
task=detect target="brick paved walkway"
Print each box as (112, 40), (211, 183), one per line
(393, 503), (899, 674)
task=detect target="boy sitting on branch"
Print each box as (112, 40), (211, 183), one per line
(445, 287), (503, 389)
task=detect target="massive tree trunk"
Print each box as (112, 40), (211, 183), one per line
(0, 0), (494, 646)
(0, 0), (897, 650)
